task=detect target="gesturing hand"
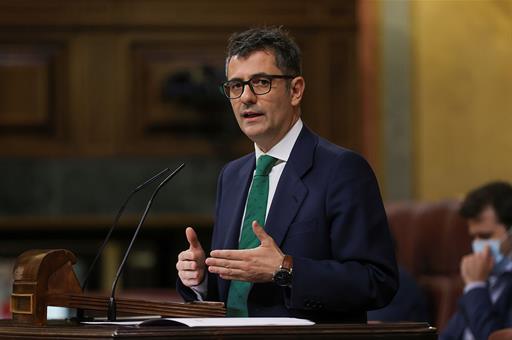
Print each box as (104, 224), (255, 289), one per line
(206, 221), (284, 283)
(176, 227), (206, 287)
(460, 245), (494, 284)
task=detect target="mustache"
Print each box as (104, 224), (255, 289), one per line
(241, 103), (259, 111)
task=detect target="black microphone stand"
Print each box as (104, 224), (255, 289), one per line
(76, 168), (171, 321)
(107, 163), (185, 321)
(81, 167), (171, 292)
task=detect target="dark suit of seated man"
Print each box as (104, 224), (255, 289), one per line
(368, 266), (429, 322)
(441, 181), (512, 340)
(175, 26), (398, 323)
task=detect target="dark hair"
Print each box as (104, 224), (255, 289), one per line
(460, 181), (512, 228)
(225, 26), (302, 76)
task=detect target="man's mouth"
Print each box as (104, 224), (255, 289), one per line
(241, 111), (264, 118)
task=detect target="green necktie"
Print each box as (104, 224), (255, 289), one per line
(226, 155), (277, 317)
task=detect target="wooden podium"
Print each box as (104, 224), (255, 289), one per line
(6, 249), (437, 339)
(10, 249), (225, 325)
(0, 320), (437, 339)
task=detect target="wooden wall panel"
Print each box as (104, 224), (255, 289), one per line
(297, 31), (359, 151)
(124, 35), (238, 156)
(330, 34), (359, 151)
(0, 0), (359, 157)
(0, 1), (356, 29)
(0, 42), (69, 154)
(0, 49), (48, 128)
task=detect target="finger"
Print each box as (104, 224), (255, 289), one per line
(252, 221), (270, 245)
(179, 274), (203, 287)
(205, 257), (245, 270)
(485, 246), (495, 265)
(186, 227), (203, 251)
(210, 249), (247, 260)
(482, 244), (492, 258)
(181, 279), (200, 287)
(181, 279), (201, 287)
(208, 265), (245, 279)
(460, 254), (471, 270)
(179, 269), (203, 281)
(176, 260), (199, 271)
(178, 250), (196, 261)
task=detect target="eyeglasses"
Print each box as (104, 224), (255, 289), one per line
(220, 74), (296, 99)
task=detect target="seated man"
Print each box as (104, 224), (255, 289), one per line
(441, 181), (512, 340)
(367, 265), (429, 322)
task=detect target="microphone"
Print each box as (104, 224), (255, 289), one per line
(76, 167), (172, 321)
(81, 167), (172, 292)
(107, 163), (185, 321)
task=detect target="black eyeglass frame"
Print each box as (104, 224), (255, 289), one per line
(220, 74), (296, 99)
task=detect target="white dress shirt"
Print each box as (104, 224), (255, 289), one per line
(190, 119), (304, 299)
(244, 118), (303, 229)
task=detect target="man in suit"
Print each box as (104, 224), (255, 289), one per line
(441, 181), (512, 340)
(176, 27), (398, 322)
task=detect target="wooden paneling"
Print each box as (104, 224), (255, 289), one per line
(0, 47), (50, 128)
(125, 35), (236, 156)
(0, 0), (359, 157)
(0, 42), (69, 154)
(357, 0), (381, 172)
(330, 34), (360, 151)
(0, 1), (356, 28)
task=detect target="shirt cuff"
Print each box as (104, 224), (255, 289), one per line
(190, 275), (208, 301)
(464, 281), (486, 293)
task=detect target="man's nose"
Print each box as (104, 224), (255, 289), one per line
(239, 84), (257, 104)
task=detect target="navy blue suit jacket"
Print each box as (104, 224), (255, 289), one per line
(177, 125), (398, 323)
(441, 272), (512, 340)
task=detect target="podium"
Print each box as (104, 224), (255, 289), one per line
(0, 320), (437, 339)
(10, 249), (224, 325)
(7, 249), (437, 338)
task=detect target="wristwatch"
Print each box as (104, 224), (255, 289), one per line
(273, 255), (293, 287)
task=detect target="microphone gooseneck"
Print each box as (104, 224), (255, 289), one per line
(107, 163), (185, 321)
(81, 167), (172, 292)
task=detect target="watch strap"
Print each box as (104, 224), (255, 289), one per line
(281, 255), (293, 272)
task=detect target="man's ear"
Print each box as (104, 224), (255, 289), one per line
(290, 76), (305, 106)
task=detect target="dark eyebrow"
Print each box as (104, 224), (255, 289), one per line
(227, 73), (272, 82)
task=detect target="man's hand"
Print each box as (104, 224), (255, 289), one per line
(176, 227), (206, 287)
(206, 221), (284, 283)
(460, 245), (494, 284)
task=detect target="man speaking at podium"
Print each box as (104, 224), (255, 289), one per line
(176, 27), (398, 323)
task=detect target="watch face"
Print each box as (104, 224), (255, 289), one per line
(274, 269), (292, 286)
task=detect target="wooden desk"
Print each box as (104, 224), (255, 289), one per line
(0, 320), (436, 339)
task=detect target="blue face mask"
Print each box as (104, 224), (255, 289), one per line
(472, 239), (504, 264)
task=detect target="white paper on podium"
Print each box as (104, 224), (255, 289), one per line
(83, 317), (315, 327)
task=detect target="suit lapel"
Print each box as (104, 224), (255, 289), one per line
(265, 126), (317, 247)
